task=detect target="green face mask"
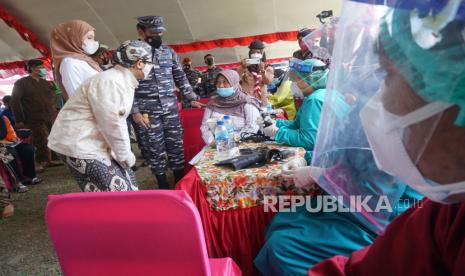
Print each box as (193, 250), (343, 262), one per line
(39, 68), (46, 78)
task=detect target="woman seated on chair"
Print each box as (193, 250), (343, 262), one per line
(200, 70), (261, 145)
(0, 115), (40, 189)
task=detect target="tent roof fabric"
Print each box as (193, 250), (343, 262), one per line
(0, 0), (342, 67)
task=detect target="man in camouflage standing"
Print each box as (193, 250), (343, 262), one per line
(132, 16), (204, 189)
(182, 57), (201, 108)
(199, 54), (222, 98)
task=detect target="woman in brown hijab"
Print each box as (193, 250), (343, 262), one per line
(50, 20), (102, 100)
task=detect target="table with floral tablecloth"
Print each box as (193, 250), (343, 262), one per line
(195, 142), (319, 211)
(177, 142), (319, 276)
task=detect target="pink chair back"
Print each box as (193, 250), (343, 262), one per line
(46, 190), (212, 276)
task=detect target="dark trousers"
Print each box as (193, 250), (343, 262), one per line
(135, 110), (185, 175)
(7, 143), (36, 180)
(28, 122), (50, 163)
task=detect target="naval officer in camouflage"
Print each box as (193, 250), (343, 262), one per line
(199, 54), (222, 98)
(132, 15), (204, 189)
(182, 57), (202, 108)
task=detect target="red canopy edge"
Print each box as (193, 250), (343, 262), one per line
(169, 31), (298, 53)
(0, 4), (51, 73)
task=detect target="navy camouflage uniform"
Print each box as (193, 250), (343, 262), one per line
(184, 68), (201, 91)
(182, 68), (201, 108)
(199, 67), (222, 98)
(133, 16), (198, 176)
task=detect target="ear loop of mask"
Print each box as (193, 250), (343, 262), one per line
(384, 101), (453, 132)
(141, 60), (154, 71)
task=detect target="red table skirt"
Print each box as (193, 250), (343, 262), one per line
(176, 168), (276, 276)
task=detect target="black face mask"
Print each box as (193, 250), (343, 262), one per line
(183, 64), (191, 70)
(206, 57), (214, 66)
(146, 35), (162, 48)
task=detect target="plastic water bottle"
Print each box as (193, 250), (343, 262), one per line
(223, 115), (236, 150)
(267, 103), (273, 113)
(215, 120), (229, 159)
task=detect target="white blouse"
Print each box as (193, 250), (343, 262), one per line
(60, 57), (99, 98)
(200, 103), (261, 144)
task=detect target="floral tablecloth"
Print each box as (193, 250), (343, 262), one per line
(195, 142), (319, 211)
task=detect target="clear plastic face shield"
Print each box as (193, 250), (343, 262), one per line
(302, 17), (338, 65)
(309, 0), (465, 234)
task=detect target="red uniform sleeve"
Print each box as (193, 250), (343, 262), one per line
(309, 199), (465, 276)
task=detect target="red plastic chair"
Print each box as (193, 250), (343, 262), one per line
(179, 108), (206, 172)
(46, 190), (241, 276)
(199, 98), (210, 105)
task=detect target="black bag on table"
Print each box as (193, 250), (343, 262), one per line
(215, 147), (295, 171)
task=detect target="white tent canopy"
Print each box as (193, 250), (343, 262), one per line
(0, 0), (342, 67)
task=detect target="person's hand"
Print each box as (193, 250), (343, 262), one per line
(120, 153), (136, 168)
(241, 58), (249, 68)
(15, 122), (26, 129)
(284, 157), (307, 170)
(265, 65), (274, 75)
(209, 140), (216, 147)
(260, 91), (269, 102)
(263, 124), (279, 139)
(273, 108), (284, 115)
(282, 166), (318, 189)
(190, 101), (206, 109)
(132, 113), (150, 129)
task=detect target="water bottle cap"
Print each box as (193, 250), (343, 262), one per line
(216, 120), (224, 125)
(223, 115), (230, 119)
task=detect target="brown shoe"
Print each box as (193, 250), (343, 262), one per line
(2, 203), (14, 218)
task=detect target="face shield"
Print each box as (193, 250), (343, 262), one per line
(363, 1), (465, 204)
(302, 17), (339, 66)
(308, 0), (463, 234)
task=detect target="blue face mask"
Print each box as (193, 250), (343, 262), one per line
(217, 87), (235, 97)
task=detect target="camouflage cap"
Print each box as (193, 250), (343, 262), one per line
(113, 40), (152, 68)
(137, 15), (166, 33)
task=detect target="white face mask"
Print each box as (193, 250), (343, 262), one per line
(290, 82), (305, 99)
(142, 63), (154, 80)
(82, 40), (99, 55)
(359, 87), (463, 204)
